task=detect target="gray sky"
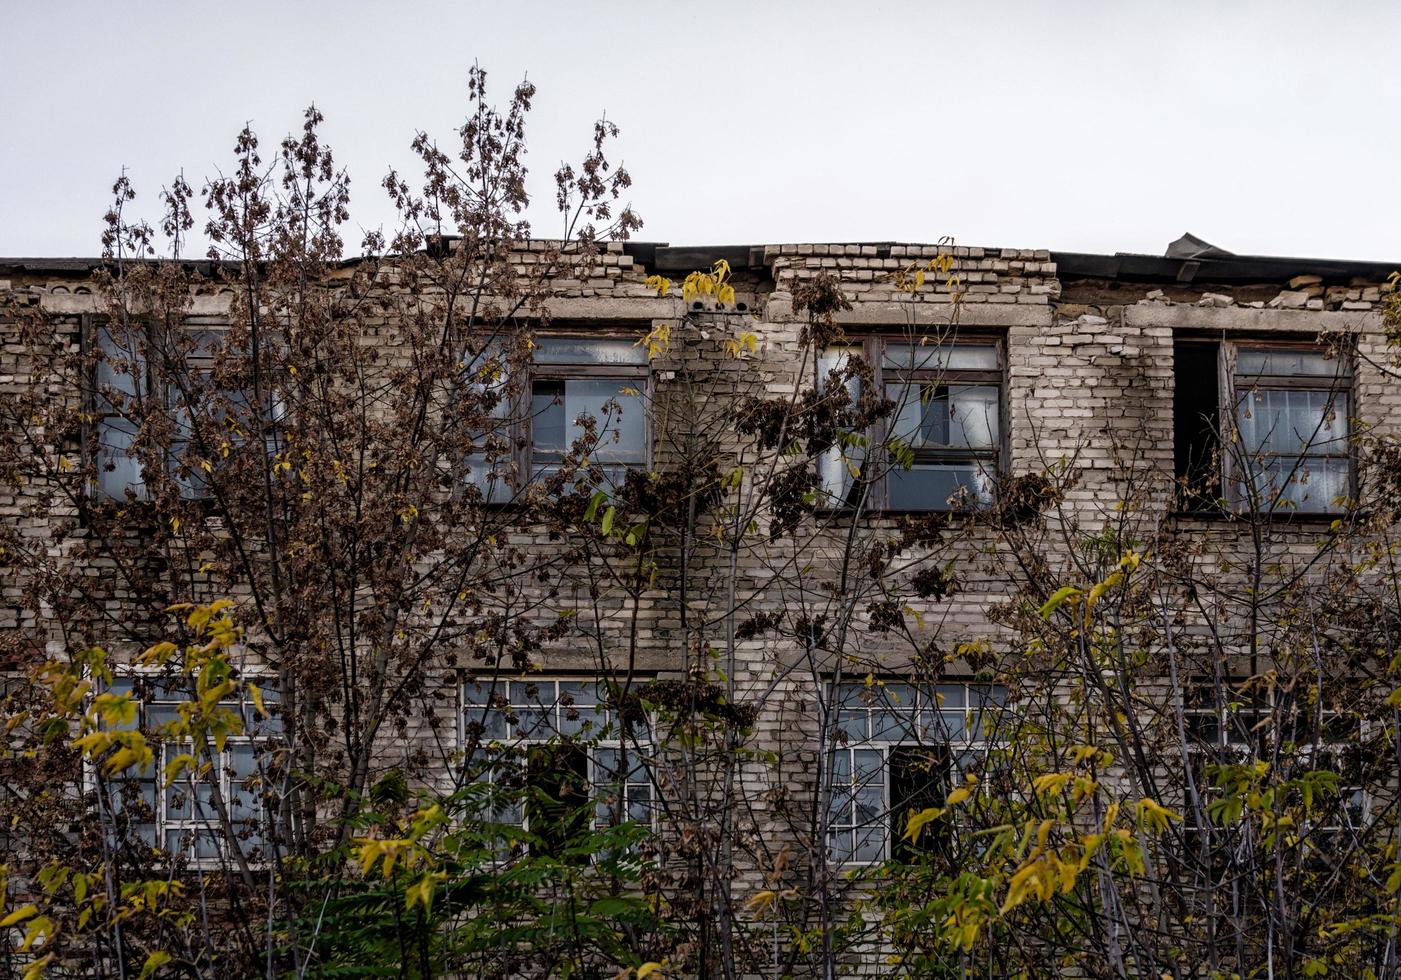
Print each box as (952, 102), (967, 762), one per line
(4, 0), (1399, 261)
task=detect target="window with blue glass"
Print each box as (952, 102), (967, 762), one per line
(818, 337), (1003, 511)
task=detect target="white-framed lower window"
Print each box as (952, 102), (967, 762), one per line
(102, 675), (282, 864)
(827, 680), (1005, 864)
(461, 676), (654, 853)
(1181, 682), (1365, 839)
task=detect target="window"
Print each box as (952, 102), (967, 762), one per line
(91, 318), (275, 501)
(1181, 681), (1364, 837)
(828, 681), (1005, 863)
(1175, 340), (1352, 514)
(94, 321), (150, 500)
(461, 677), (653, 854)
(529, 338), (649, 493)
(819, 337), (1003, 511)
(461, 342), (515, 504)
(460, 335), (651, 502)
(1231, 347), (1351, 512)
(103, 676), (282, 863)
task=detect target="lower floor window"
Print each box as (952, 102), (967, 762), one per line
(828, 680), (1005, 863)
(105, 677), (281, 862)
(461, 676), (653, 855)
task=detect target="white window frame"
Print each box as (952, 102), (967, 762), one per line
(96, 671), (282, 867)
(1182, 683), (1365, 838)
(827, 680), (1005, 865)
(460, 675), (656, 840)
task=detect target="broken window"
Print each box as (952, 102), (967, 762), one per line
(1174, 340), (1352, 514)
(827, 681), (1004, 863)
(460, 676), (654, 858)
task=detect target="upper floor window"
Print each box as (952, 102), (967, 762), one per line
(102, 676), (282, 863)
(530, 338), (649, 490)
(819, 337), (1003, 512)
(463, 335), (650, 502)
(1175, 340), (1352, 514)
(828, 680), (1004, 864)
(461, 676), (652, 856)
(91, 318), (274, 502)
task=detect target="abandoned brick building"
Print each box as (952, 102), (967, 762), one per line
(1, 232), (1396, 969)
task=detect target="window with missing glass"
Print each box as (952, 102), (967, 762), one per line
(818, 337), (1003, 511)
(102, 676), (282, 863)
(1174, 340), (1353, 514)
(461, 676), (653, 856)
(828, 680), (1005, 864)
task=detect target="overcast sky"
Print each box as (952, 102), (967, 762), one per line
(3, 1), (1399, 262)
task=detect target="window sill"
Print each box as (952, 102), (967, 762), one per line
(1169, 509), (1358, 528)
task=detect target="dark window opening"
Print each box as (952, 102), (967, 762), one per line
(1174, 341), (1221, 511)
(889, 744), (951, 862)
(524, 743), (590, 860)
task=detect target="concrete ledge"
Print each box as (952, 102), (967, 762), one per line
(1126, 303), (1382, 333)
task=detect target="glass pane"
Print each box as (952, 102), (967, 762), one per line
(510, 680), (555, 738)
(531, 380), (567, 456)
(871, 685), (919, 741)
(883, 342), (998, 372)
(566, 379), (646, 465)
(889, 383), (948, 448)
(464, 682), (509, 741)
(97, 417), (147, 500)
(887, 461), (994, 510)
(558, 680), (605, 736)
(1236, 389), (1348, 455)
(818, 348), (864, 505)
(890, 384), (999, 451)
(97, 327), (144, 402)
(464, 450), (511, 503)
(532, 379), (646, 466)
(1235, 455), (1349, 512)
(534, 337), (649, 365)
(949, 386), (1000, 450)
(1238, 349), (1345, 377)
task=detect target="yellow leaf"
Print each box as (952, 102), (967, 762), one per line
(248, 682), (269, 720)
(404, 873), (437, 913)
(0, 904), (38, 928)
(1135, 797), (1181, 834)
(902, 806), (945, 843)
(637, 964), (665, 979)
(137, 951), (172, 980)
(744, 890), (775, 914)
(1039, 586), (1081, 619)
(20, 953), (53, 980)
(162, 753), (196, 788)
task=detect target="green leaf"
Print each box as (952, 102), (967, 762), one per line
(584, 490), (607, 522)
(601, 506), (616, 536)
(1039, 586), (1082, 619)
